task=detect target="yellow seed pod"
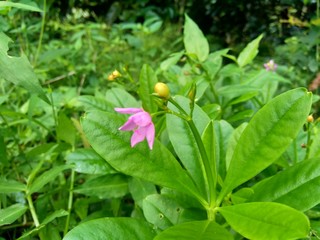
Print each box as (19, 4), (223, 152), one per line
(154, 82), (170, 99)
(307, 115), (314, 123)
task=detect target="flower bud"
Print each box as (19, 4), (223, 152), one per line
(188, 83), (197, 103)
(154, 82), (170, 99)
(107, 74), (115, 81)
(307, 115), (314, 123)
(112, 70), (121, 78)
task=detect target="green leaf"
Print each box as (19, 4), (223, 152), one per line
(0, 1), (43, 12)
(143, 194), (181, 230)
(57, 113), (76, 146)
(237, 34), (263, 68)
(218, 202), (309, 240)
(201, 121), (217, 198)
(249, 159), (320, 211)
(74, 174), (129, 199)
(63, 218), (156, 240)
(128, 178), (157, 207)
(65, 148), (116, 174)
(166, 96), (210, 198)
(81, 111), (201, 199)
(0, 179), (26, 193)
(77, 95), (113, 112)
(105, 88), (139, 108)
(0, 204), (28, 226)
(214, 120), (234, 180)
(202, 49), (229, 80)
(154, 220), (233, 240)
(219, 88), (312, 199)
(0, 32), (49, 103)
(183, 14), (209, 62)
(28, 165), (73, 194)
(42, 209), (68, 225)
(160, 51), (184, 71)
(138, 64), (158, 113)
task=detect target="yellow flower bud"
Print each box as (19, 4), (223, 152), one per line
(112, 70), (121, 78)
(107, 74), (115, 81)
(154, 82), (170, 99)
(307, 115), (314, 123)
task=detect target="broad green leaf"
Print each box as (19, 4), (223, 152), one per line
(217, 85), (260, 99)
(0, 204), (28, 226)
(183, 14), (209, 62)
(166, 96), (210, 198)
(143, 193), (206, 231)
(63, 218), (156, 240)
(218, 202), (309, 240)
(128, 178), (157, 207)
(225, 123), (247, 169)
(74, 174), (128, 199)
(0, 1), (43, 12)
(81, 111), (201, 199)
(154, 220), (233, 240)
(0, 179), (26, 193)
(249, 159), (320, 211)
(105, 88), (139, 108)
(28, 165), (73, 194)
(219, 88), (312, 200)
(237, 34), (263, 67)
(0, 32), (49, 103)
(138, 64), (158, 113)
(65, 148), (116, 174)
(143, 194), (181, 230)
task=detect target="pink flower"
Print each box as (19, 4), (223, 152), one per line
(115, 108), (155, 150)
(264, 59), (278, 71)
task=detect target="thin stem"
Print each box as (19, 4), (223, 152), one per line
(187, 119), (216, 211)
(48, 87), (58, 132)
(33, 0), (46, 66)
(304, 122), (312, 160)
(64, 169), (75, 235)
(27, 194), (40, 227)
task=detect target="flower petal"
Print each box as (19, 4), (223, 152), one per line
(130, 111), (152, 127)
(131, 127), (147, 147)
(119, 118), (137, 131)
(114, 108), (143, 114)
(145, 123), (155, 150)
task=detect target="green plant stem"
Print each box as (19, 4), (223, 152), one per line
(27, 194), (40, 227)
(304, 122), (312, 160)
(33, 0), (46, 66)
(64, 169), (75, 235)
(187, 120), (216, 209)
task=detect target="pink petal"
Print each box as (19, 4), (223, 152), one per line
(145, 123), (155, 150)
(114, 108), (143, 114)
(131, 128), (147, 147)
(119, 118), (137, 131)
(130, 111), (152, 127)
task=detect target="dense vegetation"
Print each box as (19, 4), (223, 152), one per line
(0, 0), (320, 239)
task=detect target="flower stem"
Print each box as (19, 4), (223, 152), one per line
(27, 194), (40, 227)
(187, 119), (216, 207)
(64, 169), (75, 235)
(33, 0), (46, 66)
